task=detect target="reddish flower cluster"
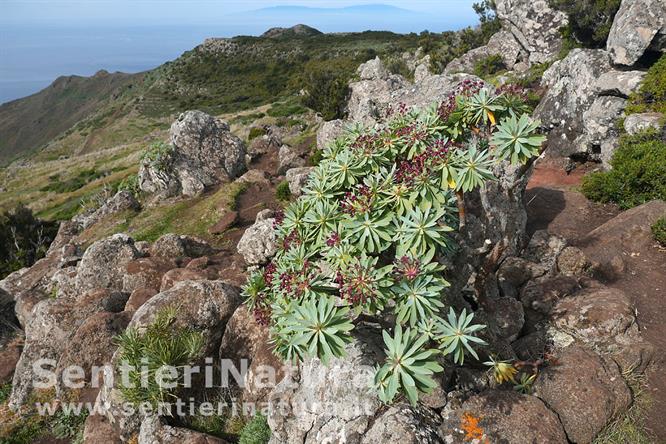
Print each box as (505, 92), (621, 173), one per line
(337, 265), (376, 306)
(393, 256), (422, 281)
(341, 184), (374, 216)
(437, 94), (457, 121)
(457, 78), (484, 96)
(279, 262), (317, 299)
(263, 262), (277, 286)
(496, 83), (527, 100)
(394, 140), (452, 185)
(438, 79), (485, 121)
(272, 210), (285, 229)
(326, 232), (341, 247)
(281, 229), (302, 250)
(253, 306), (271, 326)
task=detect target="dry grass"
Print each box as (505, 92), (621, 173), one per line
(593, 365), (655, 444)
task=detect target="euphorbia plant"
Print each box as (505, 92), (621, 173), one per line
(242, 81), (545, 405)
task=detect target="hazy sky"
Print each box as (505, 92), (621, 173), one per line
(2, 1), (478, 25)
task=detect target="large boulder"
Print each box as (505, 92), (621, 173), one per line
(535, 49), (612, 160)
(495, 0), (569, 64)
(606, 0), (666, 66)
(98, 279), (241, 439)
(277, 145), (305, 175)
(574, 95), (627, 166)
(75, 233), (140, 294)
(149, 233), (213, 259)
(237, 211), (277, 266)
(139, 110), (246, 197)
(129, 279), (241, 354)
(439, 390), (568, 443)
(533, 346), (632, 443)
(285, 167), (314, 197)
(56, 311), (132, 401)
(550, 285), (654, 372)
(316, 119), (346, 150)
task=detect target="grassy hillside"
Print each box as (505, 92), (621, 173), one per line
(0, 70), (142, 164)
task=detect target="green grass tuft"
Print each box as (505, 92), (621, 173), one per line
(238, 414), (271, 444)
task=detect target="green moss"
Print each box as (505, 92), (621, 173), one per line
(652, 217), (666, 246)
(238, 414), (271, 444)
(581, 130), (666, 209)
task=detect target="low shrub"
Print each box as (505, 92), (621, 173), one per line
(141, 141), (174, 172)
(549, 0), (622, 48)
(40, 168), (104, 193)
(652, 217), (666, 246)
(300, 59), (354, 120)
(267, 102), (307, 118)
(248, 127), (267, 141)
(581, 130), (666, 209)
(275, 180), (291, 201)
(51, 410), (88, 442)
(0, 205), (59, 279)
(474, 54), (506, 78)
(238, 414), (271, 444)
(242, 82), (545, 405)
(627, 54), (666, 114)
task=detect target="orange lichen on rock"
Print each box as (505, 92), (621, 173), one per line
(461, 411), (489, 443)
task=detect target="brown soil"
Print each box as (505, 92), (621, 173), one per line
(205, 152), (284, 286)
(526, 161), (666, 441)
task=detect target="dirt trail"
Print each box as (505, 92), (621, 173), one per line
(526, 161), (666, 442)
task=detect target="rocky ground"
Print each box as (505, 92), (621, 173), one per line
(527, 163), (666, 440)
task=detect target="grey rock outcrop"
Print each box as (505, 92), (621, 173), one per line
(495, 0), (569, 64)
(439, 390), (568, 443)
(285, 167), (314, 197)
(533, 345), (631, 443)
(316, 119), (346, 150)
(139, 110), (246, 197)
(237, 212), (277, 265)
(149, 233), (213, 259)
(277, 145), (305, 175)
(536, 49), (612, 159)
(606, 0), (666, 66)
(444, 30), (523, 74)
(348, 58), (482, 126)
(75, 190), (140, 230)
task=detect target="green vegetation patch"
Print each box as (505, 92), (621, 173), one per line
(581, 130), (666, 209)
(275, 180), (291, 202)
(0, 205), (59, 279)
(114, 307), (204, 407)
(549, 0), (622, 49)
(238, 414), (271, 444)
(652, 217), (666, 246)
(627, 54), (666, 114)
